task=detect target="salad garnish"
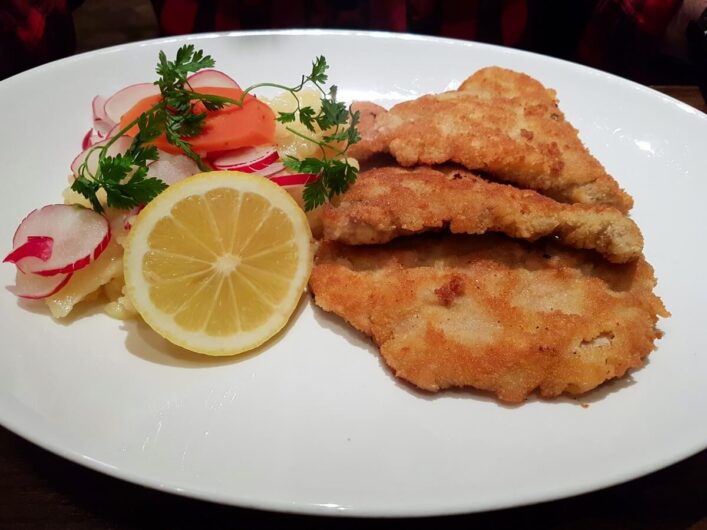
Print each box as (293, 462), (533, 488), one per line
(247, 56), (361, 210)
(71, 45), (360, 213)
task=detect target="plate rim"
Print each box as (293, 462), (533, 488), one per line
(2, 408), (703, 517)
(3, 28), (706, 125)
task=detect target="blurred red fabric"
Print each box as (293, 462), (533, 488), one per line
(0, 0), (691, 83)
(1, 0), (76, 78)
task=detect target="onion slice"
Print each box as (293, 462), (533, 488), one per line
(8, 205), (111, 276)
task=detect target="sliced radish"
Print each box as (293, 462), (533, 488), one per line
(187, 69), (240, 89)
(8, 204), (111, 276)
(123, 205), (145, 231)
(147, 151), (199, 186)
(253, 161), (286, 177)
(210, 145), (279, 172)
(269, 173), (319, 187)
(92, 95), (108, 121)
(9, 270), (72, 300)
(81, 129), (92, 150)
(71, 136), (132, 178)
(103, 82), (160, 124)
(92, 95), (115, 135)
(81, 128), (105, 150)
(104, 122), (121, 139)
(4, 236), (53, 265)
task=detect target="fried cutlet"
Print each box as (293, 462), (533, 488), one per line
(348, 67), (633, 212)
(321, 166), (643, 263)
(309, 234), (667, 403)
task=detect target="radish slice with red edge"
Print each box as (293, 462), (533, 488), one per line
(187, 69), (240, 89)
(92, 95), (115, 134)
(104, 122), (121, 139)
(81, 130), (92, 150)
(123, 205), (145, 231)
(92, 95), (109, 122)
(81, 128), (105, 150)
(269, 173), (319, 187)
(8, 204), (111, 276)
(4, 236), (53, 265)
(9, 270), (72, 300)
(71, 136), (132, 178)
(213, 159), (284, 177)
(147, 152), (199, 185)
(253, 161), (286, 177)
(103, 82), (160, 124)
(210, 145), (279, 172)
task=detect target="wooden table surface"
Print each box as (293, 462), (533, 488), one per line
(1, 86), (705, 530)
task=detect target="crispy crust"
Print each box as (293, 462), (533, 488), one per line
(322, 166), (643, 263)
(310, 234), (668, 403)
(349, 67), (633, 212)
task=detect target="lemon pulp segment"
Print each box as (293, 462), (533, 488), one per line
(124, 171), (313, 355)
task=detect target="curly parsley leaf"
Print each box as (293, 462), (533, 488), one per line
(309, 56), (329, 85)
(285, 155), (358, 212)
(302, 178), (328, 211)
(252, 58), (360, 210)
(101, 164), (168, 210)
(72, 149), (166, 212)
(277, 111), (297, 124)
(298, 106), (317, 132)
(156, 45), (215, 91)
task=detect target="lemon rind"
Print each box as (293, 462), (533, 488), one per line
(124, 171), (313, 356)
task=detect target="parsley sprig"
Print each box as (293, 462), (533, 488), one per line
(225, 55), (361, 210)
(72, 46), (231, 212)
(253, 57), (361, 210)
(72, 46), (359, 213)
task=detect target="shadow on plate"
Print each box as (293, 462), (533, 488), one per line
(16, 292), (106, 323)
(15, 285), (645, 405)
(121, 290), (310, 368)
(310, 300), (513, 408)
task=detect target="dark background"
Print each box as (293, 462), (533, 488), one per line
(73, 0), (158, 53)
(3, 0), (704, 87)
(1, 425), (706, 528)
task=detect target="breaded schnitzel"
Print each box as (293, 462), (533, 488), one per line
(348, 67), (633, 212)
(321, 166), (643, 263)
(310, 234), (667, 403)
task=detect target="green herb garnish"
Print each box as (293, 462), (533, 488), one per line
(255, 56), (361, 210)
(72, 45), (359, 213)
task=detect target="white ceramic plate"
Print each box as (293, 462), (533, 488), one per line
(0, 30), (705, 517)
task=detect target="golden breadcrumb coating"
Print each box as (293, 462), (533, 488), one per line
(349, 67), (633, 212)
(322, 166), (643, 263)
(310, 234), (668, 403)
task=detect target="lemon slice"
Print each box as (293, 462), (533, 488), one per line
(124, 171), (313, 356)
